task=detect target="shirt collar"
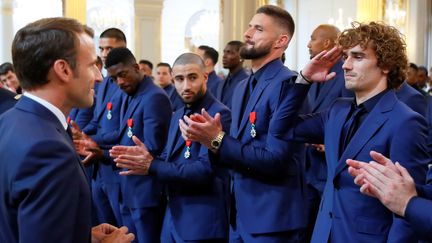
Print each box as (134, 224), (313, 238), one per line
(24, 92), (68, 129)
(353, 89), (389, 113)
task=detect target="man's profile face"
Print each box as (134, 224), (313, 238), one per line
(107, 63), (141, 95)
(172, 63), (207, 104)
(240, 13), (279, 60)
(69, 33), (102, 108)
(307, 28), (327, 59)
(417, 70), (428, 87)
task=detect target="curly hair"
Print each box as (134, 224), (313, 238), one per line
(337, 22), (408, 89)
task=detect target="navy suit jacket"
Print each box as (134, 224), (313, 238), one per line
(396, 81), (427, 116)
(0, 88), (18, 115)
(291, 91), (429, 243)
(104, 77), (172, 208)
(0, 96), (91, 243)
(163, 84), (183, 111)
(149, 92), (231, 240)
(69, 104), (94, 130)
(303, 60), (353, 192)
(217, 59), (307, 234)
(207, 71), (223, 97)
(216, 68), (249, 109)
(404, 196), (432, 241)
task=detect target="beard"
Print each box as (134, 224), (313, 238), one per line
(240, 43), (272, 59)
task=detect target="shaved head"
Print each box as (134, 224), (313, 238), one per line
(315, 24), (340, 45)
(173, 53), (206, 71)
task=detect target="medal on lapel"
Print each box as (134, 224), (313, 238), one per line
(67, 116), (71, 125)
(249, 111), (257, 138)
(127, 118), (133, 138)
(106, 102), (113, 120)
(184, 140), (191, 159)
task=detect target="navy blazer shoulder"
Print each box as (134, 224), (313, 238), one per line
(0, 96), (91, 243)
(396, 81), (427, 116)
(0, 88), (18, 115)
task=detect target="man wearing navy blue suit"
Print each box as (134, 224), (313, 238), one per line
(155, 62), (183, 111)
(291, 22), (429, 242)
(217, 40), (249, 109)
(0, 88), (19, 115)
(74, 28), (127, 227)
(77, 47), (172, 242)
(0, 17), (133, 243)
(111, 53), (231, 242)
(347, 151), (432, 242)
(196, 45), (223, 96)
(181, 5), (307, 242)
(302, 24), (353, 241)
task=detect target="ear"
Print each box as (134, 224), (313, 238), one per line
(323, 39), (331, 49)
(133, 63), (140, 73)
(274, 34), (290, 49)
(203, 72), (208, 84)
(204, 58), (212, 67)
(52, 59), (73, 83)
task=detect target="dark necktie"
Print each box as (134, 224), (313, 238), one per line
(221, 74), (232, 101)
(340, 105), (365, 156)
(240, 75), (257, 116)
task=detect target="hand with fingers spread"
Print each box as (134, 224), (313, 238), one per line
(301, 46), (343, 82)
(346, 151), (417, 216)
(110, 136), (153, 175)
(73, 132), (103, 166)
(179, 108), (223, 149)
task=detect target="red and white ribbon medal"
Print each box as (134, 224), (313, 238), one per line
(127, 118), (133, 138)
(184, 140), (191, 159)
(106, 102), (113, 120)
(249, 111), (257, 138)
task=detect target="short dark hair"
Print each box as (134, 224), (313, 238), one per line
(100, 28), (127, 43)
(105, 48), (136, 69)
(418, 66), (428, 76)
(409, 63), (418, 71)
(139, 59), (153, 70)
(226, 40), (245, 52)
(256, 5), (295, 37)
(0, 62), (14, 75)
(198, 45), (219, 65)
(12, 17), (90, 90)
(157, 62), (172, 72)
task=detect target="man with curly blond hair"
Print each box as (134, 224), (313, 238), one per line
(286, 21), (430, 242)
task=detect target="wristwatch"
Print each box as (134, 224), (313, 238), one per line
(211, 131), (225, 150)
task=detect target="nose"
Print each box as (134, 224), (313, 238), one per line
(307, 41), (311, 48)
(94, 67), (103, 83)
(342, 57), (352, 70)
(244, 27), (253, 41)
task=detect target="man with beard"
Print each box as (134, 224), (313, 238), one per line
(179, 5), (307, 242)
(217, 40), (249, 109)
(110, 53), (232, 242)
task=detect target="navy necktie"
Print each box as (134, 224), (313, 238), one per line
(340, 105), (365, 156)
(240, 75), (256, 117)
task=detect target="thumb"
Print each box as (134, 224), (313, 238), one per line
(132, 136), (147, 150)
(395, 162), (411, 179)
(201, 108), (212, 121)
(214, 113), (222, 128)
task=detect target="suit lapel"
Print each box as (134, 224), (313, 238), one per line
(119, 79), (148, 134)
(231, 80), (248, 137)
(166, 109), (185, 157)
(236, 79), (270, 137)
(334, 92), (396, 177)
